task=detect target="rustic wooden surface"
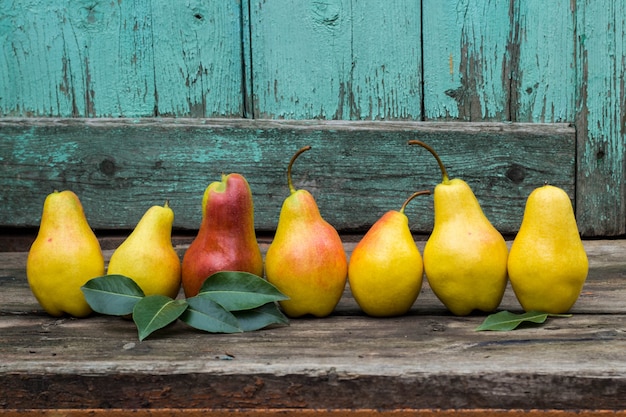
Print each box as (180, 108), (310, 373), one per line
(249, 2), (422, 120)
(1, 1), (625, 236)
(0, 0), (244, 118)
(422, 1), (576, 122)
(575, 1), (626, 236)
(1, 239), (626, 412)
(0, 118), (575, 235)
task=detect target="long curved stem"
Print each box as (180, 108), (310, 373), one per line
(399, 190), (431, 214)
(287, 145), (312, 194)
(408, 140), (449, 183)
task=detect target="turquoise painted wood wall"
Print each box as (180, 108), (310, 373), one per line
(0, 0), (624, 237)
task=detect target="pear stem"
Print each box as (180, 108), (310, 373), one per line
(287, 145), (312, 194)
(408, 140), (450, 183)
(399, 190), (431, 214)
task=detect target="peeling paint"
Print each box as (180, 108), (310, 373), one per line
(574, 0), (626, 236)
(0, 1), (243, 117)
(251, 2), (420, 120)
(0, 0), (623, 235)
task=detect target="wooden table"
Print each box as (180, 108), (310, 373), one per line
(1, 239), (626, 416)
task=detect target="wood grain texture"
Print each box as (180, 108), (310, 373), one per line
(422, 0), (510, 121)
(1, 0), (623, 236)
(249, 0), (422, 119)
(422, 0), (575, 123)
(575, 0), (626, 236)
(510, 1), (576, 123)
(1, 240), (625, 411)
(4, 412), (626, 417)
(0, 0), (243, 117)
(0, 118), (574, 234)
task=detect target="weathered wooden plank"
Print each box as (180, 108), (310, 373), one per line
(249, 0), (350, 118)
(2, 328), (625, 410)
(0, 118), (575, 234)
(422, 0), (510, 121)
(422, 0), (576, 123)
(150, 0), (244, 117)
(0, 0), (243, 117)
(575, 1), (626, 236)
(241, 0), (254, 119)
(1, 411), (626, 417)
(1, 240), (626, 411)
(249, 1), (422, 120)
(346, 2), (422, 120)
(510, 1), (576, 122)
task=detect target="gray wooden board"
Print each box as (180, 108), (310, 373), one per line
(0, 240), (625, 410)
(0, 118), (575, 235)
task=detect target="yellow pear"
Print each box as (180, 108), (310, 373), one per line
(508, 184), (588, 313)
(26, 190), (105, 317)
(265, 146), (348, 318)
(348, 190), (430, 317)
(409, 140), (508, 316)
(107, 201), (181, 299)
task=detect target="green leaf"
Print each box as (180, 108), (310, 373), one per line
(233, 302), (290, 332)
(81, 274), (145, 316)
(475, 310), (572, 331)
(180, 296), (242, 333)
(133, 295), (188, 341)
(197, 271), (289, 311)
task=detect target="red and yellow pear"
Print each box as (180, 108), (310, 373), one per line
(265, 146), (348, 318)
(182, 173), (263, 297)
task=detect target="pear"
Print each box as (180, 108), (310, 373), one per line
(182, 173), (263, 297)
(408, 140), (508, 316)
(265, 146), (348, 318)
(107, 201), (181, 299)
(508, 184), (588, 313)
(26, 190), (105, 317)
(348, 190), (430, 317)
